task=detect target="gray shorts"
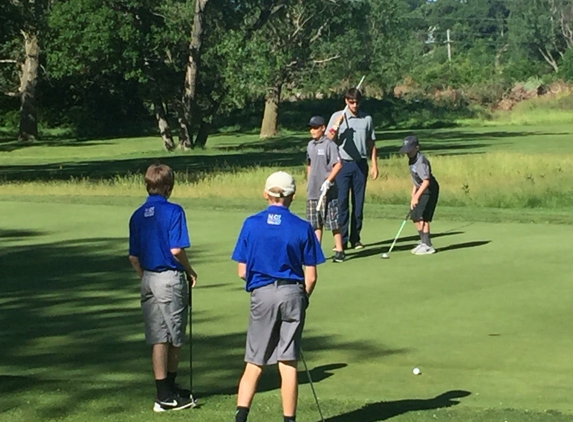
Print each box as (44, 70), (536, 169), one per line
(141, 270), (189, 347)
(245, 281), (308, 366)
(306, 198), (340, 231)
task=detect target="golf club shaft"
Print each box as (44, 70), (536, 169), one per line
(386, 211), (412, 255)
(189, 283), (193, 395)
(300, 349), (325, 422)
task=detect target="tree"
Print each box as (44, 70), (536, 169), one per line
(508, 0), (572, 73)
(0, 0), (51, 141)
(216, 0), (355, 138)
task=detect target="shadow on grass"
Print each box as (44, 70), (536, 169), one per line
(347, 231), (465, 260)
(0, 234), (394, 419)
(438, 241), (491, 252)
(324, 390), (471, 422)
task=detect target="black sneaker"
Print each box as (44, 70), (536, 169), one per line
(173, 383), (191, 399)
(153, 395), (196, 412)
(333, 251), (346, 263)
(352, 242), (364, 250)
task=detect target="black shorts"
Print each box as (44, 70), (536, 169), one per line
(411, 186), (439, 222)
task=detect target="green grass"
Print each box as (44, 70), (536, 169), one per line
(1, 123), (573, 420)
(1, 199), (573, 421)
(1, 124), (573, 215)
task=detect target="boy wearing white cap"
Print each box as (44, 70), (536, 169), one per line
(231, 171), (326, 422)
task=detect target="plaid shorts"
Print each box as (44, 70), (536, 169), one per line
(306, 198), (340, 231)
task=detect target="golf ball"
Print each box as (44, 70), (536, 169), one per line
(382, 253), (389, 259)
(413, 367), (421, 375)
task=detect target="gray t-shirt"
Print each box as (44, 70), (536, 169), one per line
(409, 152), (437, 190)
(327, 110), (376, 161)
(306, 136), (341, 200)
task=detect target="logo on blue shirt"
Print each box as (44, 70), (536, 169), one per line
(267, 213), (282, 225)
(144, 207), (155, 217)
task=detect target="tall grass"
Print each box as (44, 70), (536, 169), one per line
(2, 152), (572, 209)
(474, 92), (573, 126)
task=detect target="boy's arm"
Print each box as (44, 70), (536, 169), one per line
(304, 265), (317, 297)
(171, 247), (198, 287)
(327, 161), (342, 182)
(307, 164), (312, 180)
(128, 255), (143, 278)
(326, 112), (345, 140)
(367, 118), (378, 180)
(411, 179), (430, 209)
(237, 262), (247, 280)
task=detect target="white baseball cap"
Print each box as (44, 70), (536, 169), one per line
(265, 171), (296, 197)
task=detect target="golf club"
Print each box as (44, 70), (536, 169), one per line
(381, 210), (412, 259)
(316, 189), (328, 222)
(300, 348), (325, 422)
(188, 279), (197, 405)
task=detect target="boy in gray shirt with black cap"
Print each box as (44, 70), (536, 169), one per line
(306, 116), (345, 262)
(399, 135), (440, 255)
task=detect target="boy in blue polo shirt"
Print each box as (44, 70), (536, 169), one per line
(128, 163), (198, 412)
(232, 171), (326, 422)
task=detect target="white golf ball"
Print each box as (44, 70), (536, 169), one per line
(382, 253), (389, 259)
(413, 367), (421, 375)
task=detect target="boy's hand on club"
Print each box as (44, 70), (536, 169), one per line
(320, 180), (332, 193)
(186, 270), (198, 288)
(410, 197), (419, 210)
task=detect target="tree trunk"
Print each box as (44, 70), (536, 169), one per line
(152, 97), (175, 151)
(538, 47), (560, 72)
(180, 0), (209, 150)
(194, 119), (211, 148)
(260, 84), (281, 138)
(177, 113), (192, 150)
(18, 31), (39, 141)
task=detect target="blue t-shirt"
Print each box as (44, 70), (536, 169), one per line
(232, 205), (326, 292)
(129, 195), (190, 272)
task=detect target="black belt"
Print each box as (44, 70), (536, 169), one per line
(275, 279), (304, 286)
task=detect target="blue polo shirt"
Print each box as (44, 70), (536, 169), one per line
(129, 195), (190, 272)
(232, 205), (326, 292)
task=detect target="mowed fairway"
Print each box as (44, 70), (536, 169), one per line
(1, 198), (572, 422)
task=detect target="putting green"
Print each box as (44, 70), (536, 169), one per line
(0, 199), (572, 421)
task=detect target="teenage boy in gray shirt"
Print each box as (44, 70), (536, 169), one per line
(399, 135), (440, 255)
(306, 116), (345, 262)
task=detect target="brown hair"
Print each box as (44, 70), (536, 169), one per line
(345, 87), (363, 102)
(266, 187), (294, 205)
(145, 163), (174, 197)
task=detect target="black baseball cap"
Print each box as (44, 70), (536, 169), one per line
(399, 135), (419, 153)
(308, 116), (326, 127)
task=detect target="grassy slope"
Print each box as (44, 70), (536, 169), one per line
(1, 200), (572, 421)
(1, 123), (572, 172)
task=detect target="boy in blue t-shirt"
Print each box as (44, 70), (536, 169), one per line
(231, 171), (326, 422)
(128, 163), (198, 412)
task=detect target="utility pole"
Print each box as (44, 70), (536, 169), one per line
(446, 29), (452, 62)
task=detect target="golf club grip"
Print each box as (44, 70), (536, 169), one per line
(316, 192), (327, 211)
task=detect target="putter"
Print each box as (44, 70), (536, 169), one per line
(300, 348), (325, 422)
(381, 210), (412, 259)
(188, 280), (197, 405)
(316, 189), (328, 222)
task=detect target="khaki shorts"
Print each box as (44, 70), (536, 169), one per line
(141, 270), (189, 347)
(245, 281), (308, 366)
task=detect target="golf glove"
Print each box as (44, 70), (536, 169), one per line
(320, 180), (332, 194)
